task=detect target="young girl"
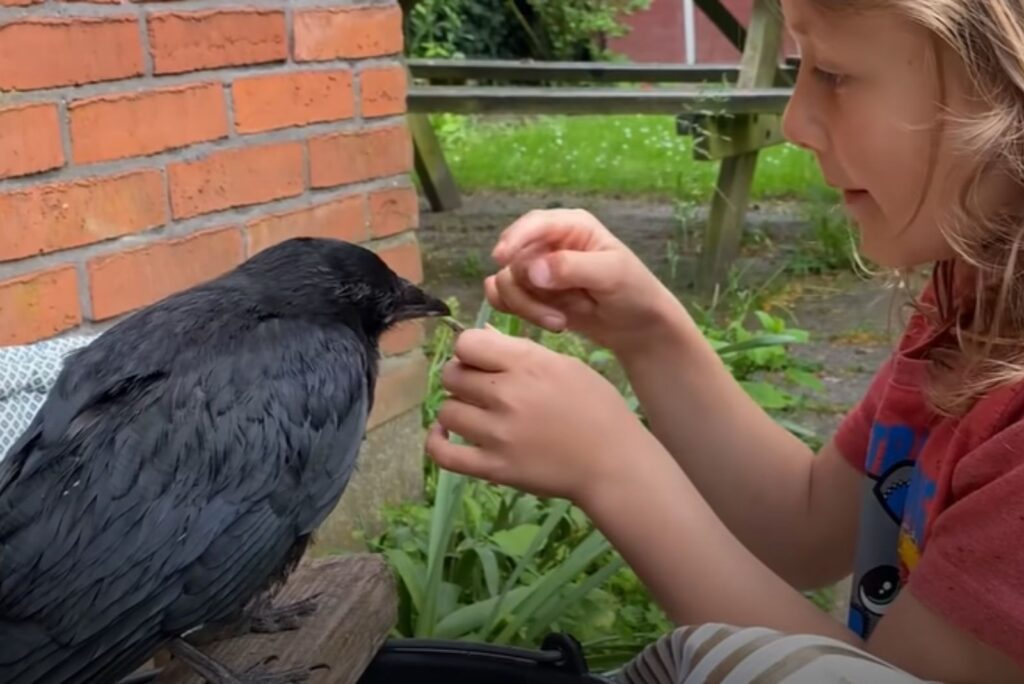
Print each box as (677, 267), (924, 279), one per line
(425, 1), (1024, 682)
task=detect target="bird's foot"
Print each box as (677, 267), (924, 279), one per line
(168, 639), (317, 684)
(238, 657), (315, 684)
(249, 593), (321, 633)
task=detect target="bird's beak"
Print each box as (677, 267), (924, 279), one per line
(393, 280), (450, 322)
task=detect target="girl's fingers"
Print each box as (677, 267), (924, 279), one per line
(439, 361), (499, 409)
(493, 267), (567, 331)
(452, 327), (535, 372)
(493, 209), (596, 264)
(436, 397), (495, 446)
(484, 275), (509, 313)
(425, 422), (500, 482)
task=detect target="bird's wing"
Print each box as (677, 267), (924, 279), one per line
(0, 318), (372, 682)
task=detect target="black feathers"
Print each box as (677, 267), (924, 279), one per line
(0, 237), (449, 684)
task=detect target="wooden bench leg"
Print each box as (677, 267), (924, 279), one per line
(698, 151), (760, 294)
(409, 113), (462, 212)
(693, 0), (747, 52)
(696, 0), (783, 295)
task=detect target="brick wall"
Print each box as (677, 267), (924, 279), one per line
(0, 0), (428, 547)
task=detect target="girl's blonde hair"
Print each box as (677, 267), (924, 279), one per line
(814, 0), (1024, 416)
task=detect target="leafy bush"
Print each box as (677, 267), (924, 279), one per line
(363, 296), (830, 669)
(404, 0), (650, 62)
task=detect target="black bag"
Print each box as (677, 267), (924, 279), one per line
(357, 633), (613, 684)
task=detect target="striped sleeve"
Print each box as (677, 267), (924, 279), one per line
(606, 624), (932, 684)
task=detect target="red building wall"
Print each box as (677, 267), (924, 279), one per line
(609, 0), (797, 64)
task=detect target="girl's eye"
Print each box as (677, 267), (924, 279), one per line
(813, 67), (847, 88)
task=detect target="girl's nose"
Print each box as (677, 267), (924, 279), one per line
(781, 73), (829, 154)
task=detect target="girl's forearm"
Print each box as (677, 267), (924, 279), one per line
(579, 432), (860, 644)
(614, 307), (845, 586)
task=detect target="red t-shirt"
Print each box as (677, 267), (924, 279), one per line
(834, 300), (1024, 667)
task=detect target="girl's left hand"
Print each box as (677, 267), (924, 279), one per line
(425, 327), (645, 504)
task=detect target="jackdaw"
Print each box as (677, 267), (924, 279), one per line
(0, 237), (450, 684)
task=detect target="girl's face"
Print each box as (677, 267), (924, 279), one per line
(780, 0), (995, 269)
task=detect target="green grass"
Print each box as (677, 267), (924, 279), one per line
(432, 114), (834, 201)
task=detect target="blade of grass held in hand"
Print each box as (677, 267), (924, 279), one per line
(418, 300), (495, 636)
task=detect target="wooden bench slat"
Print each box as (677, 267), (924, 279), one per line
(155, 555), (397, 684)
(407, 58), (797, 84)
(408, 85), (793, 116)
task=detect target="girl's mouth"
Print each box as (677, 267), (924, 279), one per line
(843, 189), (870, 205)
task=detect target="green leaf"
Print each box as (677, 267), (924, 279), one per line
(483, 498), (573, 635)
(715, 334), (801, 356)
(474, 546), (501, 598)
(786, 368), (824, 392)
(740, 381), (794, 410)
(495, 529), (613, 642)
(510, 493), (542, 526)
(492, 524), (542, 558)
(384, 549), (426, 615)
(463, 495), (484, 537)
(754, 310), (783, 333)
(434, 585), (535, 639)
(438, 580), (463, 618)
(524, 554), (626, 641)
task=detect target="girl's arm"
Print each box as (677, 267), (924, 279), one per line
(426, 329), (1024, 682)
(426, 328), (858, 636)
(616, 307), (862, 590)
(578, 422), (860, 640)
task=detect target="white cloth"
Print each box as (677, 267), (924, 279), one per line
(0, 334), (98, 459)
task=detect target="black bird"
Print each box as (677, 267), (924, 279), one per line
(0, 237), (450, 684)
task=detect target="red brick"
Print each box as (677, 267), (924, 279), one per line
(360, 66), (407, 118)
(369, 187), (418, 238)
(148, 10), (286, 75)
(70, 83), (228, 164)
(381, 322), (424, 356)
(233, 70), (354, 134)
(87, 227), (243, 320)
(0, 267), (82, 345)
(376, 237), (423, 284)
(368, 354), (428, 429)
(0, 0), (43, 6)
(309, 125), (412, 188)
(168, 142), (304, 219)
(0, 18), (143, 91)
(0, 171), (166, 262)
(248, 196), (366, 255)
(0, 103), (64, 179)
(294, 6), (403, 61)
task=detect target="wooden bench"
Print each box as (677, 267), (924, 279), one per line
(405, 0), (792, 294)
(121, 555), (397, 684)
(408, 84), (792, 116)
(407, 58), (796, 85)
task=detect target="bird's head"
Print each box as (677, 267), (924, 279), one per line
(241, 237), (451, 339)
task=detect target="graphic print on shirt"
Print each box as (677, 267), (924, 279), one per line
(847, 421), (931, 639)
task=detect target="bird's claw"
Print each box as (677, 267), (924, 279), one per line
(239, 657), (316, 684)
(249, 594), (321, 634)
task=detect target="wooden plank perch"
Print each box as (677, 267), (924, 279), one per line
(155, 555), (397, 684)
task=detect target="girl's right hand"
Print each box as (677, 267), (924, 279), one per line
(485, 208), (696, 357)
